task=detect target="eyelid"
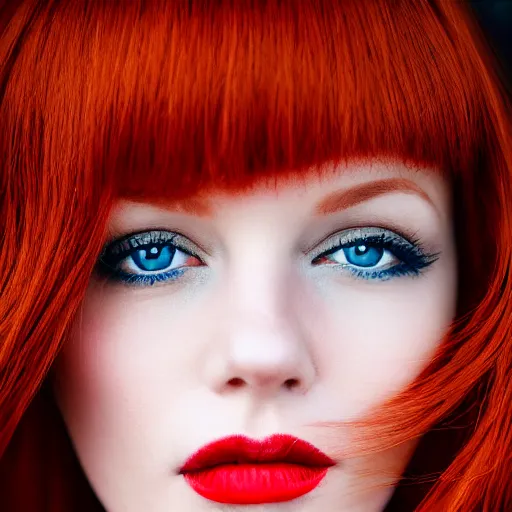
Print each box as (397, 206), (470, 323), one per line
(303, 223), (417, 256)
(306, 226), (419, 259)
(101, 229), (207, 262)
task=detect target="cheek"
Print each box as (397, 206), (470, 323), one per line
(52, 281), (203, 472)
(307, 270), (456, 417)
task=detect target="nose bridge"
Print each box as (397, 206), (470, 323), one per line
(223, 221), (295, 318)
(229, 261), (289, 324)
(225, 227), (298, 342)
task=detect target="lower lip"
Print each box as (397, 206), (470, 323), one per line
(183, 463), (329, 504)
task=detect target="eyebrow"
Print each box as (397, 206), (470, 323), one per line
(314, 178), (437, 215)
(153, 177), (436, 217)
(154, 196), (214, 217)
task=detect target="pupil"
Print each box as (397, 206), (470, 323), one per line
(146, 247), (161, 259)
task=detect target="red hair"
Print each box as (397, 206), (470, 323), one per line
(0, 1), (510, 510)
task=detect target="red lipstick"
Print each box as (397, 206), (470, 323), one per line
(179, 434), (335, 504)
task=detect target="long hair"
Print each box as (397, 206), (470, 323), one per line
(1, 1), (510, 510)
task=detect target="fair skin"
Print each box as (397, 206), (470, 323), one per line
(53, 161), (457, 511)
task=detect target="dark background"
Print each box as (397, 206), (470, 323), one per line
(470, 0), (512, 81)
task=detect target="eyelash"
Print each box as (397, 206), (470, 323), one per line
(97, 231), (198, 287)
(310, 231), (439, 281)
(97, 229), (439, 287)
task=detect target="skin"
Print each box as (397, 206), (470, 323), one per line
(52, 160), (457, 511)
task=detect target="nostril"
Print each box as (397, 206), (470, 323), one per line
(226, 377), (301, 390)
(284, 378), (300, 390)
(227, 377), (245, 388)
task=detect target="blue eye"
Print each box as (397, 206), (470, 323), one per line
(344, 245), (384, 267)
(131, 246), (174, 272)
(98, 231), (203, 286)
(312, 228), (438, 281)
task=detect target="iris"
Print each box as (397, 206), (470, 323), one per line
(344, 245), (384, 267)
(131, 246), (175, 272)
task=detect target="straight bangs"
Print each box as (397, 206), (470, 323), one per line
(15, 0), (492, 201)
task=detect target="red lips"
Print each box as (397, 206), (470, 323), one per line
(179, 434), (335, 504)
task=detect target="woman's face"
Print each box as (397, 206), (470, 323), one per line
(53, 161), (457, 512)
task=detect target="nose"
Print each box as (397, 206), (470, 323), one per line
(206, 309), (316, 399)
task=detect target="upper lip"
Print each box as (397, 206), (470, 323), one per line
(179, 434), (336, 473)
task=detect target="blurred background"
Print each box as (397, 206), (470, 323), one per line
(470, 0), (512, 82)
